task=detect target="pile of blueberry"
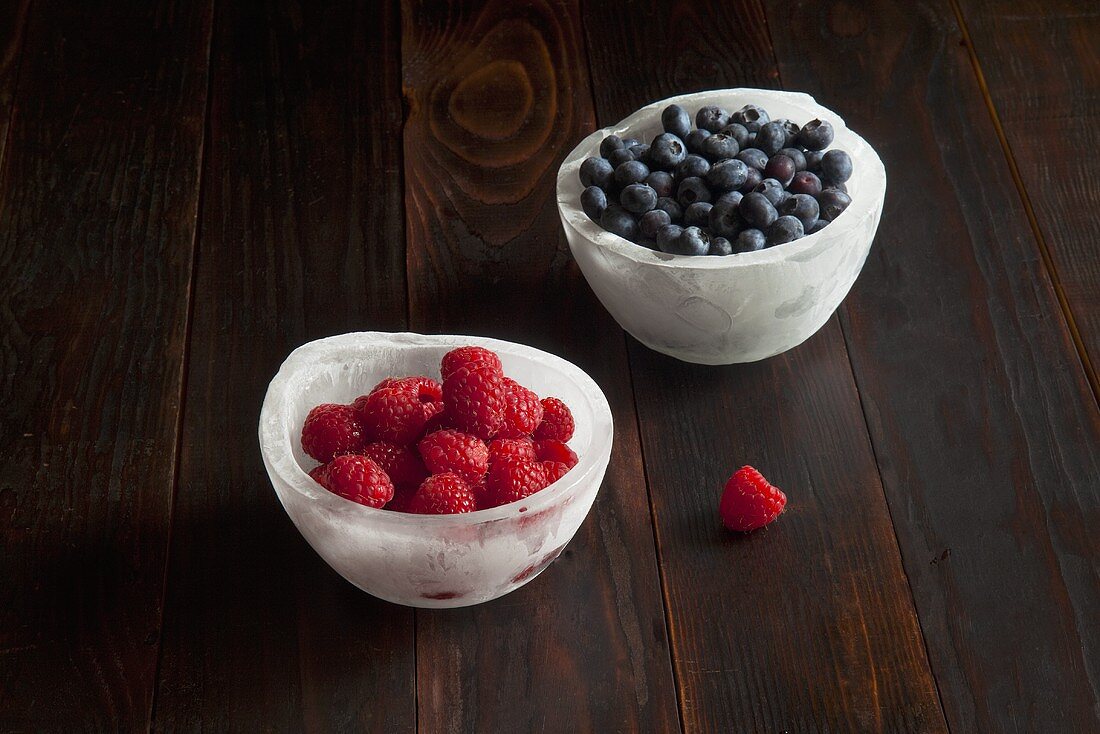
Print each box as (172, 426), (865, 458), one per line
(578, 103), (854, 255)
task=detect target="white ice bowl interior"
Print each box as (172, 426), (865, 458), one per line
(258, 332), (614, 608)
(557, 88), (886, 364)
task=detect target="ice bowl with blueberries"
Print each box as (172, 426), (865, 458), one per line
(556, 89), (886, 364)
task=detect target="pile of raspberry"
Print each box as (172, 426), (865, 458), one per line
(300, 345), (578, 514)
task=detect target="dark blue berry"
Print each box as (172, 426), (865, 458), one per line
(731, 104), (769, 132)
(649, 133), (687, 169)
(715, 190), (744, 209)
(740, 192), (779, 229)
(640, 208), (672, 240)
(755, 121), (787, 155)
(820, 149), (853, 183)
(734, 228), (766, 253)
(754, 177), (785, 205)
(656, 223), (684, 252)
(655, 196), (683, 222)
(662, 104), (692, 139)
(614, 159), (650, 188)
(685, 128), (711, 154)
(775, 119), (801, 146)
(797, 119), (834, 151)
(620, 183), (658, 214)
(684, 201), (713, 228)
(817, 189), (852, 221)
(807, 219), (829, 234)
(674, 154), (710, 181)
(778, 193), (819, 230)
(580, 157), (614, 190)
(709, 237), (734, 256)
(581, 186), (607, 221)
(740, 166), (763, 194)
(695, 105), (730, 133)
(701, 132), (740, 161)
(608, 147), (636, 168)
(763, 154), (796, 186)
(736, 147), (768, 171)
(766, 215), (804, 246)
(720, 123), (750, 148)
(804, 149), (824, 172)
(600, 135), (625, 158)
(601, 205), (639, 241)
(645, 170), (675, 198)
(706, 158), (750, 191)
(777, 147), (807, 171)
(677, 176), (712, 206)
(672, 226), (711, 256)
(823, 182), (848, 194)
(631, 144), (650, 163)
(709, 197), (744, 238)
(788, 170), (822, 196)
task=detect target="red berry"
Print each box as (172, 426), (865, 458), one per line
(488, 437), (537, 463)
(496, 378), (544, 439)
(357, 383), (443, 446)
(324, 454), (395, 508)
(362, 441), (428, 486)
(443, 363), (506, 440)
(301, 403), (366, 463)
(410, 473), (478, 514)
(440, 345), (502, 381)
(533, 397), (574, 441)
(417, 429), (489, 485)
(484, 457), (550, 508)
(542, 461), (571, 485)
(308, 463), (331, 488)
(533, 439), (578, 468)
(385, 483), (419, 513)
(719, 465), (787, 532)
(392, 375), (443, 403)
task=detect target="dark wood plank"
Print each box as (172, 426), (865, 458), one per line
(0, 0), (29, 171)
(150, 1), (415, 730)
(764, 0), (1100, 730)
(401, 1), (680, 730)
(580, 3), (948, 731)
(953, 0), (1100, 395)
(0, 0), (212, 729)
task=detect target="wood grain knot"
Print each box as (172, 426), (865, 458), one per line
(449, 59), (533, 141)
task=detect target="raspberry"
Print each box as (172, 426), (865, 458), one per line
(410, 473), (478, 514)
(357, 383), (443, 446)
(392, 376), (443, 403)
(323, 454), (394, 508)
(362, 441), (428, 486)
(533, 397), (574, 441)
(417, 429), (489, 485)
(719, 465), (787, 532)
(533, 439), (578, 468)
(385, 483), (419, 513)
(308, 463), (331, 488)
(496, 378), (544, 439)
(484, 457), (549, 508)
(488, 437), (537, 463)
(419, 409), (453, 438)
(301, 403), (366, 463)
(443, 363), (505, 440)
(542, 461), (571, 485)
(440, 345), (502, 381)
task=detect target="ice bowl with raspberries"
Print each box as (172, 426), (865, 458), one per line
(557, 88), (886, 364)
(258, 332), (613, 608)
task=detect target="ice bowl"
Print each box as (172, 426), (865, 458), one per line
(557, 88), (886, 364)
(258, 332), (614, 608)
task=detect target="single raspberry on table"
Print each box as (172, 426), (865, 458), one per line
(533, 397), (574, 442)
(362, 441), (428, 486)
(542, 460), (571, 485)
(410, 473), (478, 515)
(443, 363), (506, 440)
(417, 429), (489, 485)
(719, 465), (787, 532)
(440, 345), (502, 381)
(484, 457), (550, 508)
(357, 379), (444, 446)
(495, 378), (544, 439)
(488, 437), (537, 463)
(323, 454), (395, 508)
(533, 438), (578, 469)
(301, 403), (366, 463)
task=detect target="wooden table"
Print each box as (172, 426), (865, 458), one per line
(2, 1), (1097, 731)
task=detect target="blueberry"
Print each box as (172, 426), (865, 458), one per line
(674, 154), (710, 181)
(645, 170), (675, 198)
(709, 237), (734, 256)
(739, 166), (763, 194)
(803, 149), (824, 172)
(740, 192), (778, 229)
(614, 159), (649, 188)
(656, 223), (684, 252)
(695, 105), (730, 133)
(649, 133), (687, 169)
(685, 128), (711, 155)
(754, 121), (787, 155)
(601, 205), (639, 241)
(720, 122), (750, 148)
(709, 197), (744, 238)
(672, 226), (711, 256)
(581, 186), (607, 221)
(579, 157), (614, 189)
(766, 215), (804, 246)
(777, 147), (807, 171)
(736, 147), (769, 171)
(677, 176), (712, 206)
(631, 143), (651, 163)
(662, 104), (692, 139)
(763, 154), (796, 186)
(701, 132), (740, 161)
(715, 190), (744, 209)
(684, 201), (713, 228)
(822, 182), (848, 194)
(774, 119), (801, 146)
(620, 183), (658, 214)
(608, 147), (636, 168)
(655, 196), (683, 222)
(788, 170), (822, 196)
(817, 189), (852, 221)
(807, 219), (829, 234)
(820, 149), (853, 183)
(753, 177), (785, 205)
(745, 131), (757, 147)
(778, 193), (819, 230)
(797, 119), (834, 151)
(600, 135), (625, 159)
(731, 104), (770, 132)
(734, 228), (767, 253)
(640, 208), (672, 240)
(706, 158), (750, 191)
